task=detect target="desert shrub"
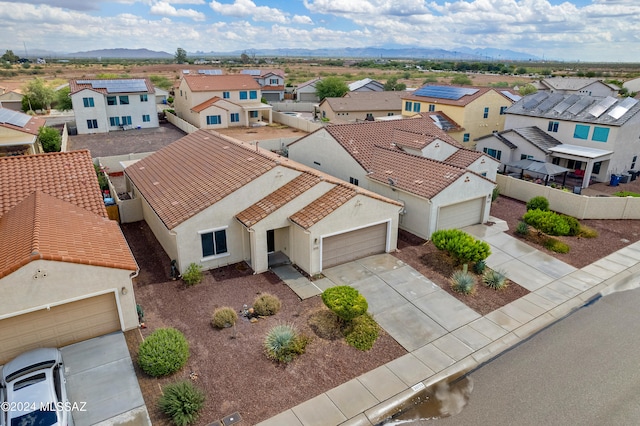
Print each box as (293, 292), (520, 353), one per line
(321, 286), (368, 322)
(308, 309), (342, 340)
(473, 259), (486, 274)
(264, 324), (309, 363)
(578, 226), (598, 238)
(211, 307), (238, 328)
(450, 270), (475, 295)
(544, 237), (570, 253)
(158, 380), (205, 426)
(491, 186), (500, 202)
(482, 269), (508, 290)
(526, 196), (549, 211)
(344, 313), (379, 351)
(182, 263), (203, 286)
(138, 328), (189, 377)
(431, 229), (491, 266)
(253, 293), (281, 316)
(561, 215), (581, 236)
(515, 221), (529, 236)
(522, 209), (570, 236)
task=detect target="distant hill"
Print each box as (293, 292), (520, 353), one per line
(67, 48), (173, 59)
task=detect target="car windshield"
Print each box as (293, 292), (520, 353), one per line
(11, 409), (57, 426)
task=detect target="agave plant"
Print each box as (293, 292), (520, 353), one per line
(264, 323), (307, 363)
(450, 270), (475, 295)
(483, 269), (508, 290)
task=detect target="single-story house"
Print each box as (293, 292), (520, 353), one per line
(348, 78), (385, 92)
(533, 77), (619, 97)
(0, 108), (46, 156)
(287, 116), (499, 240)
(124, 130), (401, 276)
(0, 88), (24, 112)
(0, 150), (139, 363)
(294, 78), (322, 102)
(475, 126), (564, 166)
(318, 91), (407, 123)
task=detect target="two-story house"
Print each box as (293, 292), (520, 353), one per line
(241, 69), (286, 102)
(401, 85), (520, 148)
(174, 74), (273, 129)
(69, 78), (159, 134)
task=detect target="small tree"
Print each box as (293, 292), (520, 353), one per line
(451, 74), (472, 85)
(54, 86), (72, 111)
(519, 84), (538, 96)
(431, 229), (491, 270)
(384, 77), (406, 91)
(315, 77), (349, 101)
(321, 286), (368, 323)
(1, 49), (19, 63)
(174, 47), (187, 64)
(22, 77), (54, 111)
(38, 126), (61, 152)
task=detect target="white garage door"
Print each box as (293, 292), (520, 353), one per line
(322, 223), (387, 269)
(437, 197), (484, 231)
(0, 293), (121, 364)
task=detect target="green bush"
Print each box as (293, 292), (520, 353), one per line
(138, 328), (189, 377)
(321, 286), (368, 322)
(431, 229), (491, 265)
(473, 259), (486, 274)
(158, 380), (205, 426)
(522, 209), (570, 236)
(482, 269), (508, 290)
(211, 307), (238, 328)
(561, 215), (581, 236)
(182, 263), (203, 286)
(38, 126), (61, 152)
(515, 221), (529, 236)
(264, 324), (309, 363)
(526, 196), (549, 211)
(544, 237), (570, 253)
(344, 313), (379, 351)
(253, 293), (281, 316)
(450, 270), (475, 295)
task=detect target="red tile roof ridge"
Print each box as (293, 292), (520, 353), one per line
(289, 185), (358, 230)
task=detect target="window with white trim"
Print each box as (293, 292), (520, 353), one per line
(200, 228), (228, 258)
(87, 119), (98, 129)
(142, 114), (150, 122)
(107, 96), (117, 105)
(83, 97), (94, 107)
(121, 116), (132, 125)
(230, 113), (240, 123)
(140, 94), (148, 102)
(207, 115), (221, 125)
(119, 95), (129, 105)
(109, 117), (120, 126)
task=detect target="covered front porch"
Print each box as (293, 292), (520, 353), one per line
(242, 103), (273, 128)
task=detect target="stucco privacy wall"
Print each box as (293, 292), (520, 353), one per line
(0, 259), (138, 330)
(496, 174), (640, 219)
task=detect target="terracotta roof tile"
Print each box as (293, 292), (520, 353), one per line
(191, 96), (224, 113)
(183, 74), (261, 92)
(69, 78), (155, 95)
(236, 173), (321, 227)
(289, 185), (357, 230)
(391, 128), (440, 150)
(0, 191), (137, 279)
(445, 149), (485, 168)
(0, 150), (107, 218)
(322, 91), (407, 112)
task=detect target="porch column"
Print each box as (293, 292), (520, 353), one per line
(268, 109), (272, 124)
(245, 110), (250, 128)
(583, 159), (595, 188)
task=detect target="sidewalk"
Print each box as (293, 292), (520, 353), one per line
(259, 219), (640, 426)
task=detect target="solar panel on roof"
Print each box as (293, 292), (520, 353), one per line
(588, 96), (618, 118)
(0, 109), (30, 127)
(522, 92), (548, 109)
(553, 94), (580, 114)
(567, 96), (595, 115)
(501, 91), (521, 102)
(197, 69), (222, 75)
(536, 93), (565, 112)
(608, 97), (638, 119)
(241, 70), (261, 76)
(76, 79), (147, 93)
(182, 70), (190, 74)
(413, 86), (479, 100)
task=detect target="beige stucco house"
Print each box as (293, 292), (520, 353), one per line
(287, 116), (499, 240)
(124, 130), (401, 276)
(0, 150), (139, 363)
(318, 91), (407, 123)
(533, 77), (619, 97)
(0, 108), (46, 156)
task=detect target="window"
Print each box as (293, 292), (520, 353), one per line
(119, 95), (129, 105)
(206, 115), (221, 125)
(567, 159), (583, 170)
(483, 147), (502, 160)
(500, 106), (508, 115)
(387, 112), (394, 116)
(83, 97), (94, 107)
(349, 177), (359, 186)
(121, 116), (132, 125)
(200, 228), (228, 258)
(552, 157), (560, 165)
(413, 103), (421, 112)
(249, 90), (257, 100)
(230, 113), (240, 122)
(109, 117), (120, 126)
(142, 114), (150, 122)
(548, 121), (559, 132)
(520, 154), (534, 160)
(223, 91), (230, 99)
(239, 91), (248, 100)
(107, 96), (117, 105)
(483, 107), (489, 119)
(405, 101), (412, 111)
(463, 133), (470, 142)
(250, 111), (258, 118)
(631, 156), (637, 170)
(428, 104), (435, 112)
(180, 90), (182, 97)
(87, 119), (98, 129)
(366, 113), (374, 120)
(574, 124), (590, 140)
(593, 161), (602, 174)
(592, 127), (610, 142)
(140, 94), (148, 102)
(270, 78), (279, 85)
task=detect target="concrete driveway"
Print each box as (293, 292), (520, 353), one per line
(61, 332), (150, 426)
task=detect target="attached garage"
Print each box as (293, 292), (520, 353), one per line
(0, 293), (121, 364)
(322, 222), (388, 269)
(437, 197), (485, 231)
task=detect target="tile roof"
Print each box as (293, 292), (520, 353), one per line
(444, 149), (486, 168)
(491, 126), (563, 153)
(236, 173), (321, 227)
(403, 85), (514, 106)
(541, 77), (608, 91)
(191, 96), (226, 113)
(296, 78), (321, 90)
(0, 150), (107, 218)
(0, 110), (46, 136)
(261, 85), (285, 92)
(0, 191), (137, 279)
(69, 78), (155, 95)
(321, 91), (407, 112)
(348, 78), (384, 91)
(289, 185), (357, 230)
(183, 74), (261, 92)
(391, 128), (439, 150)
(368, 146), (466, 199)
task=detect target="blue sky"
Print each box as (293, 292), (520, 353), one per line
(0, 0), (638, 62)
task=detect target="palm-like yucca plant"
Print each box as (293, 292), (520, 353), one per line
(450, 270), (475, 295)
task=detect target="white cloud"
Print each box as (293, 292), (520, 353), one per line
(209, 0), (288, 23)
(149, 1), (206, 20)
(292, 15), (313, 25)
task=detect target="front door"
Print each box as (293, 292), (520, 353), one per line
(267, 229), (275, 253)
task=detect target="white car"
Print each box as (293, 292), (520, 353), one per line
(0, 348), (70, 426)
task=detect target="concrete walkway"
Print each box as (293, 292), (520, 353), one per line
(259, 219), (640, 426)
